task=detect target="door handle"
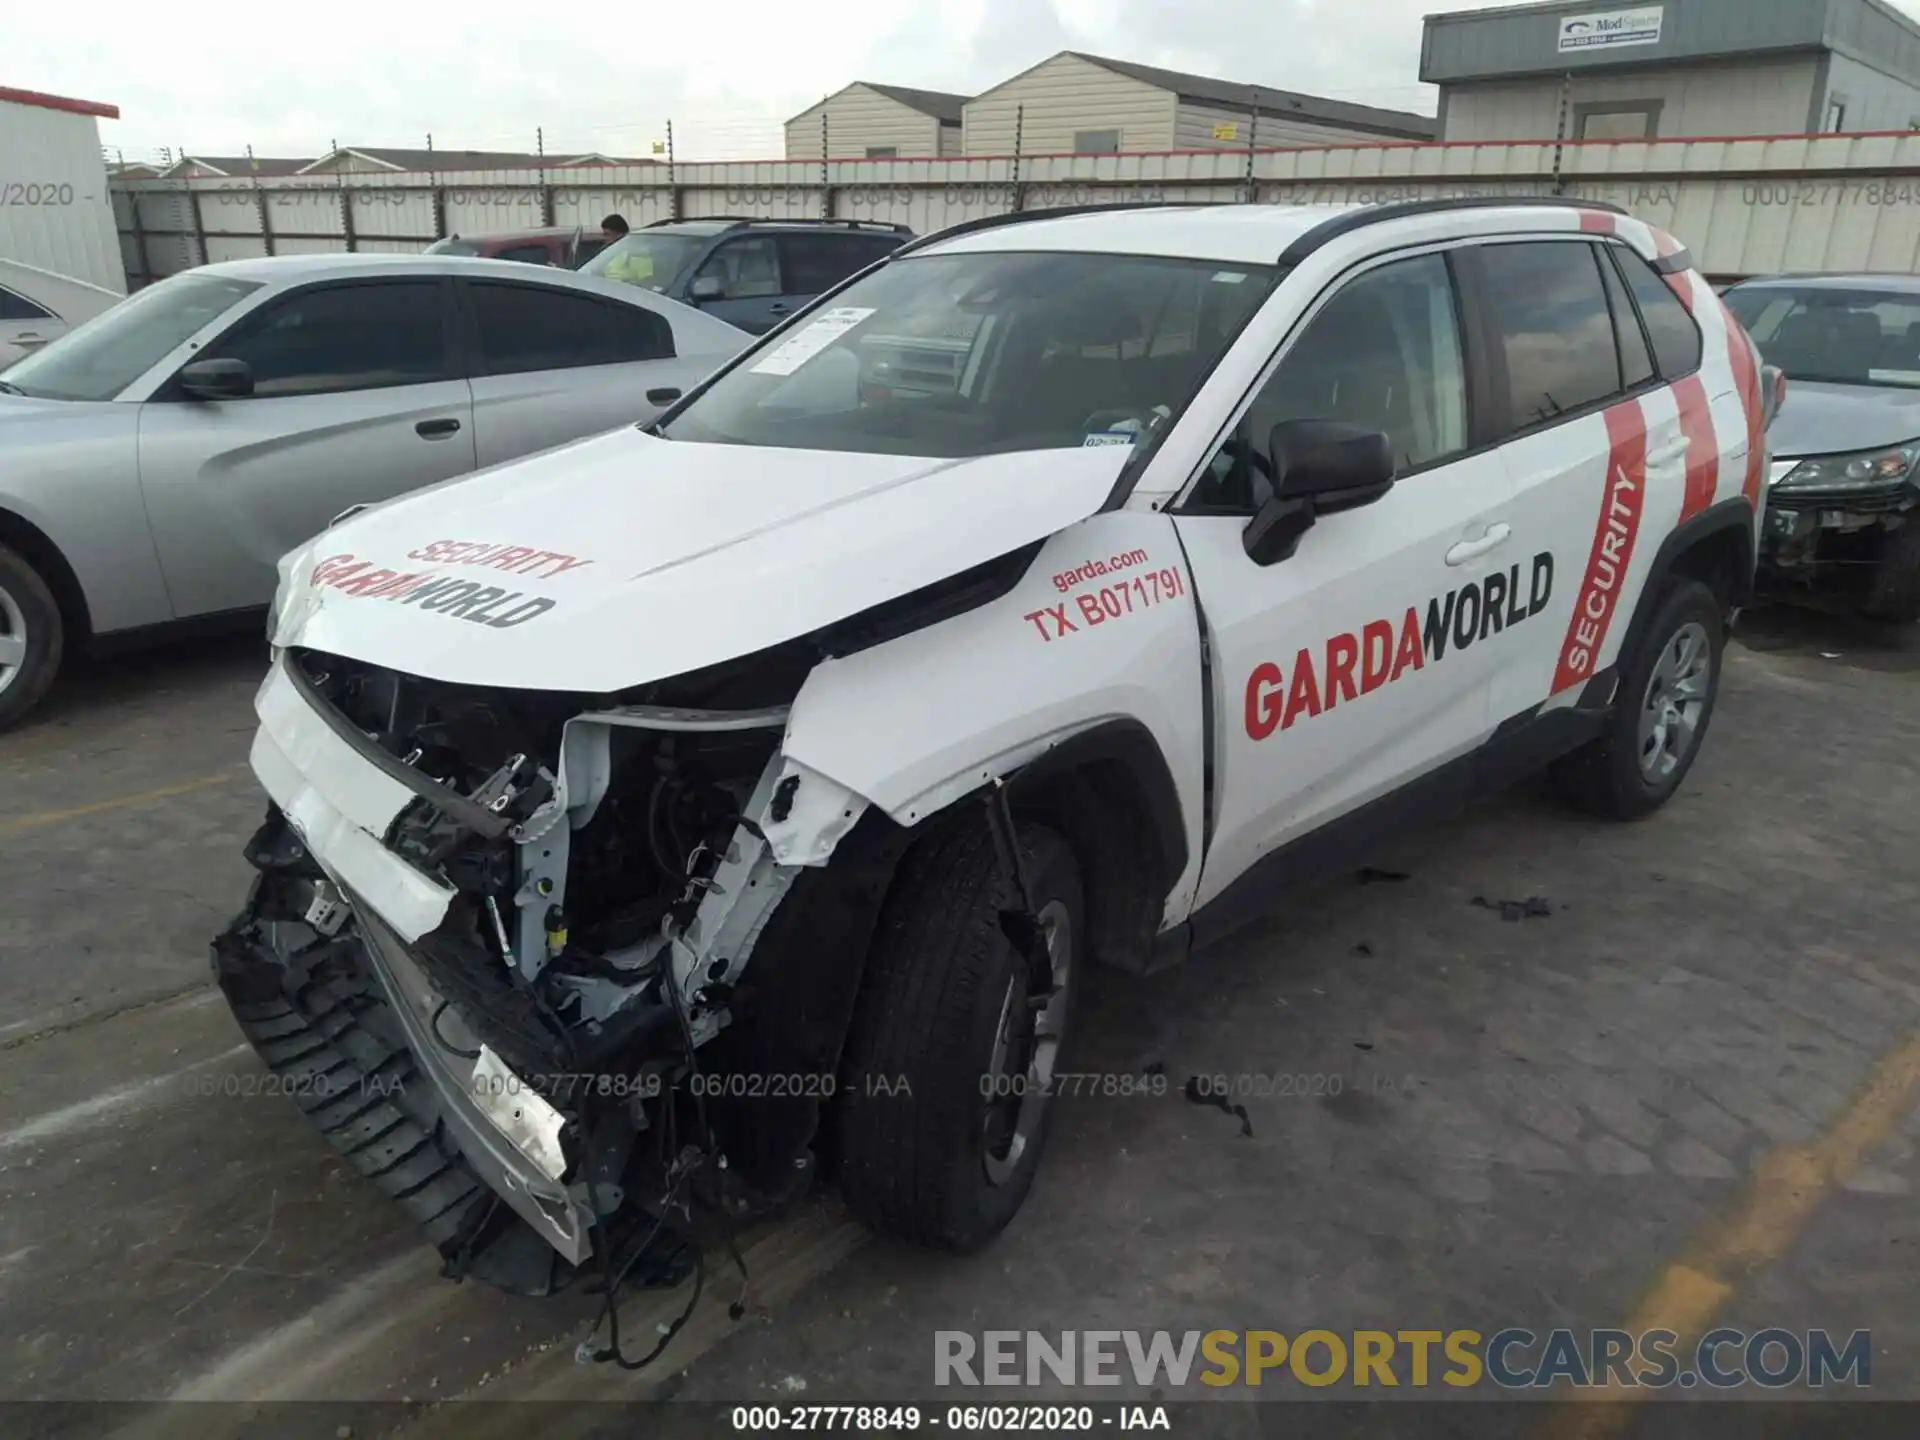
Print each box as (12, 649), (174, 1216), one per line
(1445, 523), (1512, 567)
(1647, 439), (1690, 466)
(415, 418), (462, 439)
(646, 386), (682, 405)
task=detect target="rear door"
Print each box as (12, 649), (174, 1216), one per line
(136, 277), (474, 618)
(1173, 247), (1516, 911)
(0, 284), (62, 367)
(459, 276), (685, 467)
(686, 235), (786, 333)
(1463, 238), (1696, 728)
(777, 232), (899, 319)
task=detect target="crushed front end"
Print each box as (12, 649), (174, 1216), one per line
(1759, 451), (1920, 621)
(214, 643), (898, 1295)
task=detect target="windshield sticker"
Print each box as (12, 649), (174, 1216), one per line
(1210, 271), (1249, 284)
(750, 306), (878, 376)
(1082, 431), (1136, 447)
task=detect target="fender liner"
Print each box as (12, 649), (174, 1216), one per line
(1005, 717), (1189, 975)
(1003, 717), (1189, 892)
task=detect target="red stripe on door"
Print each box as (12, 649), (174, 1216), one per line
(1552, 402), (1649, 696)
(1671, 373), (1721, 520)
(1719, 299), (1767, 505)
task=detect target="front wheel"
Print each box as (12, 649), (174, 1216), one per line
(1550, 578), (1724, 820)
(0, 542), (64, 731)
(836, 818), (1083, 1253)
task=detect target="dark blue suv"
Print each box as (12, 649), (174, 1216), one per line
(582, 217), (913, 334)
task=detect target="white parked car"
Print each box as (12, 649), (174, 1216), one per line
(0, 258), (121, 367)
(0, 253), (748, 726)
(214, 200), (1781, 1304)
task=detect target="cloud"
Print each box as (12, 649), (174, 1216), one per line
(24, 0), (1920, 161)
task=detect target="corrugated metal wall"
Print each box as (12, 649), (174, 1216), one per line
(111, 131), (1920, 286)
(784, 86), (943, 160)
(1441, 57), (1823, 141)
(0, 100), (127, 293)
(962, 53), (1175, 154)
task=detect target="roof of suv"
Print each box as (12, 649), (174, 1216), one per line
(916, 198), (1632, 265)
(644, 217), (913, 238)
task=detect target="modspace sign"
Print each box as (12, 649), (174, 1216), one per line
(1557, 6), (1664, 53)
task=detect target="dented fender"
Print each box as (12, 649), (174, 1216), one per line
(780, 511), (1207, 927)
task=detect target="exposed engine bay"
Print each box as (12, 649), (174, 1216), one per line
(214, 638), (913, 1311)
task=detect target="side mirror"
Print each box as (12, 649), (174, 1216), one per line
(688, 276), (725, 303)
(1242, 419), (1396, 567)
(179, 357), (253, 401)
(1760, 362), (1788, 428)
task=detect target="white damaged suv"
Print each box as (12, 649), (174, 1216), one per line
(215, 199), (1783, 1298)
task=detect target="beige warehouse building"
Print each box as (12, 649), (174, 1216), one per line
(785, 83), (968, 159)
(959, 51), (1436, 155)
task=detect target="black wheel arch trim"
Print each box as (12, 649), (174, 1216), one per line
(1615, 496), (1755, 674)
(1004, 716), (1189, 898)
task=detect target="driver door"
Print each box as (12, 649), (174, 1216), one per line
(1173, 248), (1517, 910)
(136, 277), (474, 619)
(688, 236), (787, 334)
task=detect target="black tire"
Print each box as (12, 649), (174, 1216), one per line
(1862, 522), (1920, 624)
(0, 541), (64, 731)
(836, 819), (1083, 1253)
(1550, 578), (1724, 820)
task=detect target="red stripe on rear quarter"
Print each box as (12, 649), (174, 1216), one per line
(1580, 212), (1618, 235)
(1552, 402), (1649, 696)
(1651, 227), (1685, 258)
(1671, 374), (1721, 520)
(1664, 271), (1697, 313)
(1720, 299), (1767, 504)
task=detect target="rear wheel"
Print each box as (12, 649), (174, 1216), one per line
(836, 819), (1082, 1252)
(1550, 578), (1724, 820)
(0, 542), (63, 731)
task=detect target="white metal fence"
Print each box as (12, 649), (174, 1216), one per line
(110, 131), (1920, 285)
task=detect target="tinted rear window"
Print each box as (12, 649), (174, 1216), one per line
(1479, 240), (1623, 435)
(1616, 248), (1703, 379)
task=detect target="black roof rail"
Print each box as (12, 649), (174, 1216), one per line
(644, 215), (913, 234)
(895, 200), (1209, 257)
(1276, 194), (1629, 265)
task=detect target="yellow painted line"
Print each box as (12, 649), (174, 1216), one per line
(1547, 1030), (1920, 1439)
(0, 766), (249, 835)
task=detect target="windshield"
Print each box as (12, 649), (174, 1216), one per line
(4, 272), (263, 401)
(580, 233), (710, 292)
(658, 250), (1279, 458)
(1724, 285), (1920, 389)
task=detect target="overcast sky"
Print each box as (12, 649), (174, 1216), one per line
(15, 0), (1475, 162)
(23, 0), (1920, 164)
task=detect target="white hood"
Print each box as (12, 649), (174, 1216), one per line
(273, 425), (1133, 692)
